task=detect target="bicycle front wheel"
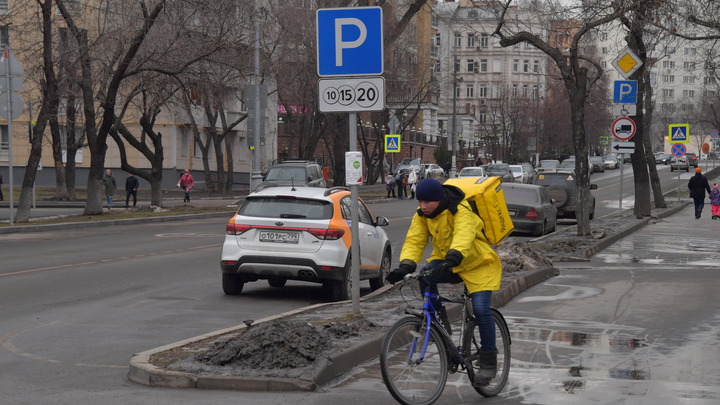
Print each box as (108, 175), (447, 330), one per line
(380, 316), (448, 405)
(463, 308), (511, 397)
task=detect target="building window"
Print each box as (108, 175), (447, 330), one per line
(704, 76), (717, 85)
(683, 90), (695, 98)
(479, 113), (487, 123)
(685, 47), (696, 56)
(467, 33), (475, 48)
(683, 76), (695, 84)
(513, 59), (519, 72)
(454, 32), (462, 48)
(602, 47), (608, 55)
(454, 59), (460, 73)
(0, 125), (7, 151)
(0, 25), (8, 46)
(662, 75), (675, 83)
(480, 34), (489, 48)
(0, 1), (8, 14)
(479, 59), (488, 72)
(601, 61), (607, 69)
(533, 60), (539, 73)
(522, 84), (529, 97)
(684, 61), (696, 70)
(683, 104), (694, 112)
(433, 33), (441, 47)
(512, 84), (518, 97)
(466, 84), (474, 98)
(532, 85), (539, 99)
(454, 84), (461, 98)
(467, 59), (476, 73)
(662, 60), (675, 69)
(662, 89), (674, 97)
(661, 103), (674, 111)
(601, 32), (608, 41)
(523, 60), (530, 72)
(479, 85), (487, 98)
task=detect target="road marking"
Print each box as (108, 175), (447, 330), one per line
(0, 243), (220, 278)
(0, 321), (127, 369)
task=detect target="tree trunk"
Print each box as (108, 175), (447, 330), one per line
(567, 72), (591, 237)
(49, 116), (69, 200)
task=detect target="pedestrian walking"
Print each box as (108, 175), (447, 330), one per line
(125, 173), (139, 208)
(178, 169), (195, 203)
(396, 172), (404, 199)
(710, 184), (720, 220)
(0, 173), (4, 201)
(401, 174), (409, 199)
(408, 169), (418, 200)
(385, 173), (396, 198)
(102, 169), (117, 210)
(688, 167), (711, 219)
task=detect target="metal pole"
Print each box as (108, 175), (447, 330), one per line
(249, 0), (263, 191)
(450, 39), (457, 178)
(618, 154), (624, 217)
(349, 112), (360, 315)
(5, 51), (13, 226)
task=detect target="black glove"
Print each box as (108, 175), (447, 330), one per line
(386, 261), (415, 284)
(428, 260), (454, 278)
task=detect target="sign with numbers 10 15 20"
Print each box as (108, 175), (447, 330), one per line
(318, 77), (385, 112)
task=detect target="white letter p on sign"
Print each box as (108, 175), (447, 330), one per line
(335, 18), (367, 67)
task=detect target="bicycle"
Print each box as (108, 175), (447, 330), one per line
(380, 272), (511, 405)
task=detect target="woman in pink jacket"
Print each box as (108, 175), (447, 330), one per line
(178, 169), (195, 203)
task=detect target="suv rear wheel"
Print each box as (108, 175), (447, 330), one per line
(222, 273), (244, 295)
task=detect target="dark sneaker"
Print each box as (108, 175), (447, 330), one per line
(473, 350), (498, 386)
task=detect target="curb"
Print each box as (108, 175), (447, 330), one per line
(0, 210), (236, 234)
(128, 266), (559, 392)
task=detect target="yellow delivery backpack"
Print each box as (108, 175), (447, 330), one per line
(444, 176), (514, 246)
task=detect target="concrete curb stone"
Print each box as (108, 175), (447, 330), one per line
(127, 266), (559, 392)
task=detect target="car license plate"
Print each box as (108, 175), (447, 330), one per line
(508, 210), (518, 217)
(259, 230), (299, 244)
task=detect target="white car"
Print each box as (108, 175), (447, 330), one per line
(422, 163), (445, 179)
(509, 165), (528, 183)
(220, 186), (391, 301)
(458, 166), (487, 178)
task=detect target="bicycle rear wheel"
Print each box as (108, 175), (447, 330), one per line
(463, 308), (511, 397)
(380, 316), (448, 405)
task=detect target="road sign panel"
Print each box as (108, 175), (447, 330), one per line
(611, 141), (635, 153)
(611, 117), (636, 141)
(599, 136), (609, 145)
(710, 129), (718, 139)
(384, 134), (400, 153)
(611, 47), (642, 79)
(671, 143), (686, 157)
(613, 104), (637, 117)
(318, 77), (385, 112)
(316, 7), (383, 77)
(613, 80), (638, 103)
(668, 124), (689, 143)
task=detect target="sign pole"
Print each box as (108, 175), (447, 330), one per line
(618, 154), (624, 217)
(349, 112), (360, 315)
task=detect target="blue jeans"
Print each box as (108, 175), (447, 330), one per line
(693, 197), (705, 214)
(419, 260), (496, 352)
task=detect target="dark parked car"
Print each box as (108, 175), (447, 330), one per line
(654, 152), (672, 165)
(536, 159), (560, 174)
(503, 183), (558, 236)
(532, 171), (597, 220)
(485, 163), (515, 183)
(257, 160), (326, 191)
(685, 153), (699, 168)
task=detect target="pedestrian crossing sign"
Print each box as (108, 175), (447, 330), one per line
(668, 124), (690, 144)
(384, 134), (401, 153)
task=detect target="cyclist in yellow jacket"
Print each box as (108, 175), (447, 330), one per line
(386, 177), (502, 386)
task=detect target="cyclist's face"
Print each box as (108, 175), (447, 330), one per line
(418, 200), (440, 215)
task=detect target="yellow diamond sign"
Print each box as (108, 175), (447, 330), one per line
(611, 47), (642, 79)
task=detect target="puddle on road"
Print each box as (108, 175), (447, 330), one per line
(501, 316), (720, 404)
(595, 234), (720, 267)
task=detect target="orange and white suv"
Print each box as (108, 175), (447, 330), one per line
(220, 186), (391, 301)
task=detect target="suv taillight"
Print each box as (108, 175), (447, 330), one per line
(226, 223), (251, 235)
(307, 228), (345, 240)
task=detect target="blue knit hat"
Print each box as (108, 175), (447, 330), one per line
(415, 178), (444, 201)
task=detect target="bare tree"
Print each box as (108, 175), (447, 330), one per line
(491, 0), (641, 235)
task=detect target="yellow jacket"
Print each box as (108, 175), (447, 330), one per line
(400, 200), (502, 293)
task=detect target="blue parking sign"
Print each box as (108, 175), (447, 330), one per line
(613, 80), (637, 104)
(316, 7), (383, 77)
